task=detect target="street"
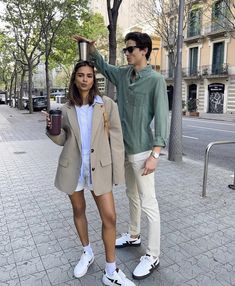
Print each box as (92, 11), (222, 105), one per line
(182, 117), (235, 170)
(0, 104), (235, 285)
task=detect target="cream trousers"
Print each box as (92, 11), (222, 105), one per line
(125, 151), (160, 258)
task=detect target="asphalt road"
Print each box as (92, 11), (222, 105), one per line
(182, 117), (235, 171)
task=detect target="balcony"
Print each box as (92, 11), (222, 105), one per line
(184, 26), (204, 44)
(161, 69), (174, 80)
(201, 64), (229, 78)
(161, 64), (229, 80)
(204, 20), (234, 38)
(182, 67), (200, 79)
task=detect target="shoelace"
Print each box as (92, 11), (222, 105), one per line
(140, 255), (153, 263)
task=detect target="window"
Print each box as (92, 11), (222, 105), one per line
(188, 8), (202, 37)
(189, 47), (198, 76)
(212, 42), (224, 74)
(212, 0), (229, 31)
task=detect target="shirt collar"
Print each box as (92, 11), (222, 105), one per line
(92, 95), (103, 106)
(130, 64), (152, 79)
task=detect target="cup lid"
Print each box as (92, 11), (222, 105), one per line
(49, 109), (62, 115)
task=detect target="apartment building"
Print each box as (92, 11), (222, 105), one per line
(161, 0), (235, 115)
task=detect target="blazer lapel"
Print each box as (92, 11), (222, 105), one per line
(92, 103), (103, 145)
(67, 106), (82, 152)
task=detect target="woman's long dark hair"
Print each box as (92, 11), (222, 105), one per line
(68, 60), (101, 106)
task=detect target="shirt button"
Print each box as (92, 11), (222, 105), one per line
(92, 167), (95, 171)
(91, 149), (94, 153)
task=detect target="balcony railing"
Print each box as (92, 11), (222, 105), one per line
(201, 64), (229, 76)
(182, 67), (200, 77)
(160, 69), (174, 79)
(187, 27), (201, 38)
(204, 20), (234, 35)
(161, 64), (229, 79)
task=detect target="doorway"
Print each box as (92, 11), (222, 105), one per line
(188, 84), (197, 111)
(208, 83), (224, 113)
(167, 85), (173, 111)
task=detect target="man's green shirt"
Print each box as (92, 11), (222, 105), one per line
(91, 50), (169, 155)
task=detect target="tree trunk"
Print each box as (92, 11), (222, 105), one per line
(106, 0), (122, 100)
(45, 58), (51, 112)
(168, 0), (185, 162)
(107, 24), (117, 99)
(28, 64), (33, 114)
(9, 73), (14, 107)
(45, 38), (51, 112)
(19, 70), (26, 110)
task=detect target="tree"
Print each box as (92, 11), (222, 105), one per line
(203, 0), (235, 36)
(141, 0), (190, 73)
(0, 32), (17, 105)
(50, 12), (107, 93)
(2, 0), (44, 113)
(168, 0), (185, 162)
(35, 0), (89, 112)
(106, 0), (123, 99)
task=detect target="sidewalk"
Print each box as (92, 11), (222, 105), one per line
(0, 104), (234, 286)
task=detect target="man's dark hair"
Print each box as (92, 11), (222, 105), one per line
(124, 32), (152, 60)
(68, 60), (101, 106)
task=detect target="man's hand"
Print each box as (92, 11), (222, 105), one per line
(142, 156), (158, 176)
(73, 35), (96, 53)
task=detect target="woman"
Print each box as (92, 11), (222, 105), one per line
(45, 61), (135, 286)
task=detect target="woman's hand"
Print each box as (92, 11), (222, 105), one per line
(41, 110), (51, 129)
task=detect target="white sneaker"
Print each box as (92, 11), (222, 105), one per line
(132, 254), (159, 280)
(115, 233), (141, 248)
(74, 251), (94, 278)
(102, 268), (136, 286)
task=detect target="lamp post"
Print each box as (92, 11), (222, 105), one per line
(152, 47), (159, 71)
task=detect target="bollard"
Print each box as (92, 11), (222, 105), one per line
(202, 140), (235, 197)
(228, 170), (235, 190)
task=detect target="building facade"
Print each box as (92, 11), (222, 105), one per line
(161, 0), (235, 115)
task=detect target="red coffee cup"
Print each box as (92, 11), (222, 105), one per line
(48, 109), (62, 135)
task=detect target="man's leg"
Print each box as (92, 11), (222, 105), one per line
(130, 158), (160, 279)
(115, 159), (141, 248)
(131, 158), (160, 257)
(125, 160), (141, 236)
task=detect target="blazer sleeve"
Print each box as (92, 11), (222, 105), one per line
(107, 100), (125, 185)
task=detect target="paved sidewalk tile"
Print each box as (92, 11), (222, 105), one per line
(0, 105), (234, 285)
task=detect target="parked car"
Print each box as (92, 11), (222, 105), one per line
(0, 92), (6, 104)
(25, 96), (47, 111)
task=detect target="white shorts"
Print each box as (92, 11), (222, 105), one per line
(76, 153), (93, 191)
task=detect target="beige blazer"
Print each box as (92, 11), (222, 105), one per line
(47, 96), (125, 196)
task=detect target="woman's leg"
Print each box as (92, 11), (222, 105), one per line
(69, 191), (89, 246)
(92, 191), (116, 262)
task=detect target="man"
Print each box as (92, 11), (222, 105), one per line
(74, 32), (169, 280)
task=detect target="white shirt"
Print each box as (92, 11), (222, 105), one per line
(75, 95), (103, 155)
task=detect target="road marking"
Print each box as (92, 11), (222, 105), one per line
(187, 125), (235, 133)
(183, 135), (198, 140)
(184, 118), (235, 127)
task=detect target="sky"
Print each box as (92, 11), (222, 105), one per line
(0, 2), (4, 28)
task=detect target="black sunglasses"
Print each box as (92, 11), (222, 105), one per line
(122, 46), (140, 54)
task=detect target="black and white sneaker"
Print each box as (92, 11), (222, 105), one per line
(115, 233), (141, 248)
(132, 254), (159, 280)
(102, 268), (136, 286)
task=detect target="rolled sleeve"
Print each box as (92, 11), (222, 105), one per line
(90, 49), (120, 86)
(153, 76), (169, 147)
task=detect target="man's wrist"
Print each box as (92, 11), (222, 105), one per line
(150, 151), (160, 159)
